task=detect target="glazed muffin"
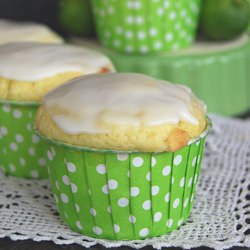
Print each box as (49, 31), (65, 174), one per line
(36, 73), (206, 152)
(0, 19), (62, 44)
(0, 42), (115, 101)
(0, 42), (115, 179)
(35, 73), (210, 240)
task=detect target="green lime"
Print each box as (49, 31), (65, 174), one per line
(59, 0), (95, 37)
(199, 0), (250, 40)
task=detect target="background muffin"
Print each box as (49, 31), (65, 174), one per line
(0, 19), (63, 44)
(0, 42), (115, 179)
(36, 73), (210, 239)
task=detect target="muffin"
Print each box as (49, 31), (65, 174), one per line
(35, 73), (210, 239)
(91, 0), (201, 54)
(0, 42), (115, 178)
(0, 19), (63, 45)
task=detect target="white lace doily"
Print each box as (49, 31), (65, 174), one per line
(0, 114), (250, 249)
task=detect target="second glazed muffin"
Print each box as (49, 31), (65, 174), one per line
(36, 73), (209, 239)
(0, 42), (114, 178)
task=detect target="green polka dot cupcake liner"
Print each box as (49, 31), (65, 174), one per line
(36, 120), (210, 240)
(91, 0), (201, 54)
(0, 100), (48, 179)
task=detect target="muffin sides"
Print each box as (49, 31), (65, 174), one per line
(0, 19), (63, 45)
(36, 73), (206, 152)
(0, 42), (115, 102)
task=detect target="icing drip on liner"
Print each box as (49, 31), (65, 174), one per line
(44, 73), (205, 134)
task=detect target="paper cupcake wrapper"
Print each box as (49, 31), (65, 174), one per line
(91, 0), (201, 54)
(37, 122), (209, 240)
(0, 100), (48, 179)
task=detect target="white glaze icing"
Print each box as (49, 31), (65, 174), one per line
(0, 19), (62, 44)
(44, 73), (205, 134)
(0, 42), (114, 81)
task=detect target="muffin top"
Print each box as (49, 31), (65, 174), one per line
(36, 73), (207, 152)
(0, 42), (115, 81)
(0, 19), (62, 45)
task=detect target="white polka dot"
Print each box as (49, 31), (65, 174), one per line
(47, 150), (53, 161)
(169, 11), (176, 20)
(13, 110), (22, 119)
(116, 26), (123, 34)
(118, 198), (129, 207)
(146, 172), (151, 181)
(96, 164), (106, 174)
(139, 45), (148, 53)
(71, 183), (78, 193)
(142, 200), (151, 210)
(117, 153), (128, 161)
(102, 185), (109, 194)
(107, 6), (114, 14)
(76, 221), (83, 230)
(127, 170), (130, 177)
(165, 32), (173, 41)
(28, 111), (33, 118)
(30, 170), (39, 178)
(10, 143), (18, 151)
(164, 0), (170, 8)
(9, 164), (16, 172)
(2, 148), (7, 155)
(174, 155), (182, 165)
(166, 219), (173, 228)
(90, 208), (97, 216)
(113, 39), (121, 48)
(151, 157), (156, 167)
(55, 181), (60, 190)
(149, 27), (157, 36)
(38, 158), (46, 167)
(173, 198), (180, 208)
(174, 22), (181, 30)
(180, 177), (185, 187)
(15, 134), (23, 143)
(2, 104), (10, 112)
(125, 45), (134, 53)
(188, 177), (193, 187)
(28, 147), (35, 156)
(130, 187), (140, 197)
(154, 41), (162, 49)
(64, 212), (68, 218)
(181, 10), (187, 17)
(165, 192), (170, 203)
(0, 126), (8, 135)
(108, 179), (118, 190)
(184, 197), (189, 208)
(32, 135), (40, 144)
(154, 212), (162, 222)
(51, 147), (56, 156)
(88, 189), (91, 195)
(67, 162), (76, 172)
(196, 140), (200, 146)
(75, 204), (80, 212)
(126, 15), (134, 24)
(139, 228), (149, 237)
(54, 194), (59, 203)
(26, 123), (32, 131)
(135, 16), (144, 24)
(129, 215), (136, 223)
(93, 226), (102, 235)
(104, 30), (111, 38)
(107, 205), (112, 213)
(151, 185), (160, 196)
(178, 218), (184, 227)
(197, 155), (201, 164)
(19, 158), (26, 166)
(61, 193), (69, 203)
(192, 156), (197, 167)
(62, 175), (70, 185)
(162, 166), (171, 176)
(114, 224), (120, 233)
(172, 177), (175, 184)
(157, 7), (164, 16)
(132, 157), (144, 167)
(125, 30), (134, 39)
(194, 174), (198, 184)
(191, 194), (194, 203)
